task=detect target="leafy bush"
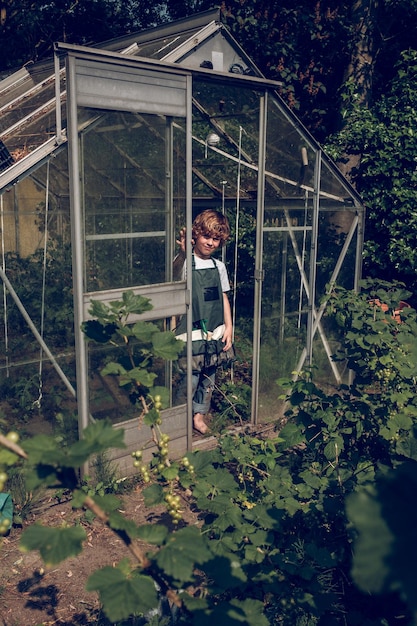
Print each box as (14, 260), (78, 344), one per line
(2, 283), (417, 624)
(326, 50), (417, 298)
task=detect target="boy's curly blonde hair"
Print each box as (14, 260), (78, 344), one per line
(192, 209), (230, 246)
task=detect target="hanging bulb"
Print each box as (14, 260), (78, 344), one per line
(301, 146), (308, 167)
(206, 132), (220, 147)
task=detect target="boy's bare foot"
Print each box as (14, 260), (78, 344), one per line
(193, 413), (208, 434)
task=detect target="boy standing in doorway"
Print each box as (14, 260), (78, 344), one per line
(174, 210), (233, 434)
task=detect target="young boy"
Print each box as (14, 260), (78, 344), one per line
(174, 210), (233, 434)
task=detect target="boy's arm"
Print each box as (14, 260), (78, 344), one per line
(173, 228), (186, 280)
(173, 250), (185, 280)
(222, 293), (233, 351)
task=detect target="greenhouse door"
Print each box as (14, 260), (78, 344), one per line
(64, 46), (194, 470)
(252, 92), (364, 424)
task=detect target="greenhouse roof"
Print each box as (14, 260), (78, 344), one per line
(0, 9), (363, 208)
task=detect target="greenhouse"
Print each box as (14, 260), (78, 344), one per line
(0, 10), (364, 472)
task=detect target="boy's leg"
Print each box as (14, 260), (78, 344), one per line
(175, 354), (203, 403)
(193, 365), (216, 433)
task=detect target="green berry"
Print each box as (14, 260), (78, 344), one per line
(6, 431), (19, 444)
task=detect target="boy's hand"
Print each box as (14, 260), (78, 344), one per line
(176, 228), (186, 253)
(222, 327), (233, 351)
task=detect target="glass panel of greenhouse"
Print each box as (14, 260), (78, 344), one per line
(0, 11), (364, 472)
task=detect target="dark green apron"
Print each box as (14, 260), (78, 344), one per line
(176, 255), (224, 359)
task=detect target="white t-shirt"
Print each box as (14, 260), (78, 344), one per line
(181, 255), (230, 293)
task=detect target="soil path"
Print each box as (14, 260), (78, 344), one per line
(0, 488), (200, 626)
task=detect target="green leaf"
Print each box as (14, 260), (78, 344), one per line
(396, 435), (417, 460)
(143, 407), (160, 427)
(154, 526), (211, 582)
(131, 320), (159, 342)
(117, 324), (134, 338)
(152, 331), (184, 360)
(107, 510), (139, 536)
(299, 469), (323, 489)
(247, 528), (269, 547)
(347, 459), (417, 614)
(392, 413), (413, 430)
(89, 493), (122, 514)
(229, 597), (269, 625)
(20, 524), (86, 566)
(346, 488), (393, 593)
(243, 504), (282, 530)
(101, 362), (128, 377)
(143, 483), (165, 506)
(281, 496), (302, 515)
(323, 436), (344, 461)
(152, 385), (170, 408)
(0, 448), (19, 467)
(160, 465), (179, 480)
(137, 523), (169, 545)
(82, 320), (117, 343)
(126, 367), (157, 387)
(201, 495), (242, 530)
(72, 489), (87, 508)
(278, 422), (305, 448)
(122, 291), (153, 315)
(88, 299), (116, 322)
(24, 464), (63, 491)
(244, 544), (265, 563)
(197, 598), (268, 626)
(65, 420), (126, 466)
(181, 592), (209, 612)
(202, 554), (247, 591)
(23, 434), (64, 464)
(193, 466), (239, 497)
(82, 419), (126, 450)
(86, 565), (159, 622)
(25, 422), (124, 475)
(189, 449), (220, 473)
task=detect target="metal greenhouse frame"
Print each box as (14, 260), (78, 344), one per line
(0, 10), (364, 473)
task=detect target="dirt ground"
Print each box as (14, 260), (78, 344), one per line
(0, 487), (201, 626)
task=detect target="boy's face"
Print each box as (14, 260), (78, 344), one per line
(193, 232), (221, 259)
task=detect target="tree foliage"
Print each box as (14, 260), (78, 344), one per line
(214, 0), (417, 141)
(326, 50), (417, 300)
(0, 0), (164, 71)
(218, 0), (350, 140)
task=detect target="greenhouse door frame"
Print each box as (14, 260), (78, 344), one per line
(252, 98), (365, 421)
(63, 44), (195, 449)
